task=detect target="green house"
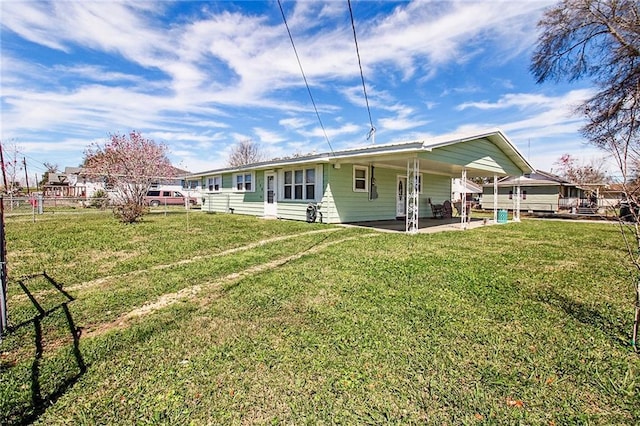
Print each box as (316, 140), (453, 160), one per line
(481, 170), (587, 213)
(189, 129), (534, 233)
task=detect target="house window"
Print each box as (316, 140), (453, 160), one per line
(353, 166), (368, 192)
(183, 180), (198, 190)
(208, 176), (221, 191)
(522, 190), (527, 200)
(283, 167), (316, 200)
(233, 173), (254, 192)
(509, 190), (513, 200)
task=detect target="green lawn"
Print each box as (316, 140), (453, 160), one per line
(1, 211), (638, 424)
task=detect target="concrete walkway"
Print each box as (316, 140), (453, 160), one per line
(342, 217), (496, 233)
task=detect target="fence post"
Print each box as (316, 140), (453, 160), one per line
(0, 196), (7, 341)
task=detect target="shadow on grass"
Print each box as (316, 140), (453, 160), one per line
(533, 287), (630, 348)
(5, 272), (86, 425)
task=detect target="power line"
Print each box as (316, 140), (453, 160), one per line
(277, 0), (335, 155)
(348, 0), (375, 143)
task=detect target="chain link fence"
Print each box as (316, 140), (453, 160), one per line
(1, 195), (199, 216)
(1, 196), (110, 215)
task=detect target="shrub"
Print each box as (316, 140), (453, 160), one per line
(113, 202), (148, 223)
(89, 189), (109, 209)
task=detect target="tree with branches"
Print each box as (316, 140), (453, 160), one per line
(39, 162), (59, 189)
(227, 140), (265, 167)
(0, 141), (23, 194)
(532, 0), (640, 351)
(553, 154), (610, 185)
(84, 131), (175, 223)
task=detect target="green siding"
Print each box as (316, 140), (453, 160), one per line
(322, 163), (451, 223)
(423, 175), (452, 216)
(202, 164), (453, 223)
(423, 138), (524, 175)
(201, 171), (263, 215)
(482, 185), (560, 212)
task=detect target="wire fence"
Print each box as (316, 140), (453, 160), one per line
(1, 196), (107, 215)
(1, 196), (200, 217)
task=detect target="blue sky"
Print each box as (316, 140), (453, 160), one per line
(1, 0), (605, 180)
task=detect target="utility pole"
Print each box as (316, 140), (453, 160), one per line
(0, 142), (7, 193)
(23, 157), (30, 194)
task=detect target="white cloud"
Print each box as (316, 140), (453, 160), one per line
(379, 105), (430, 131)
(1, 0), (594, 175)
(279, 117), (313, 129)
(253, 127), (286, 145)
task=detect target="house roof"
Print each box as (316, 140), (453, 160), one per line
(47, 173), (70, 185)
(65, 166), (82, 175)
(188, 128), (535, 178)
(485, 170), (579, 188)
(452, 178), (483, 194)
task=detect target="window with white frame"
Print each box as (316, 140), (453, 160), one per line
(207, 176), (221, 191)
(353, 166), (368, 192)
(233, 172), (254, 192)
(183, 179), (198, 190)
(283, 167), (316, 200)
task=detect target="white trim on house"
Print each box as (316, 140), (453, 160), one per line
(233, 171), (255, 192)
(353, 165), (369, 193)
(206, 175), (222, 192)
(279, 165), (322, 202)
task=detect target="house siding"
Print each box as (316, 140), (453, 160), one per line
(423, 175), (453, 216)
(201, 171), (263, 215)
(423, 138), (523, 175)
(201, 163), (454, 222)
(482, 185), (560, 212)
(322, 163), (451, 223)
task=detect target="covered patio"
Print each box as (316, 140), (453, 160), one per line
(344, 216), (492, 234)
(330, 129), (535, 233)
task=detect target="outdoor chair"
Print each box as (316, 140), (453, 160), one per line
(428, 198), (444, 218)
(442, 200), (453, 219)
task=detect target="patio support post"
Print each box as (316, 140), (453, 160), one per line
(406, 158), (419, 234)
(493, 175), (498, 223)
(514, 185), (521, 222)
(461, 169), (468, 230)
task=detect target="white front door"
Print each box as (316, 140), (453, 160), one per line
(396, 176), (407, 217)
(264, 172), (277, 216)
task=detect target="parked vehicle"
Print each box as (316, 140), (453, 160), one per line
(144, 190), (197, 207)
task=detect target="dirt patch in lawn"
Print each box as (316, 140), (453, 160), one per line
(84, 233), (378, 338)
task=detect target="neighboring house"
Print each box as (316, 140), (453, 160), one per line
(44, 167), (103, 198)
(481, 170), (587, 213)
(451, 178), (482, 203)
(152, 166), (202, 193)
(44, 166), (199, 201)
(189, 129), (534, 233)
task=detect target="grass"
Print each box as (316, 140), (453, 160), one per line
(1, 211), (639, 424)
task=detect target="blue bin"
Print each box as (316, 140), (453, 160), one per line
(498, 210), (508, 223)
(497, 209), (508, 223)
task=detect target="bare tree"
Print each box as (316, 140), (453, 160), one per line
(84, 131), (176, 223)
(553, 154), (610, 185)
(531, 0), (640, 150)
(1, 142), (23, 194)
(532, 0), (640, 351)
(39, 162), (59, 189)
(227, 140), (265, 167)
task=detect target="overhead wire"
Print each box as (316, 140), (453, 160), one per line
(276, 0), (335, 155)
(347, 0), (375, 142)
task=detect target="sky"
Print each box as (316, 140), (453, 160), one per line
(1, 0), (609, 182)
